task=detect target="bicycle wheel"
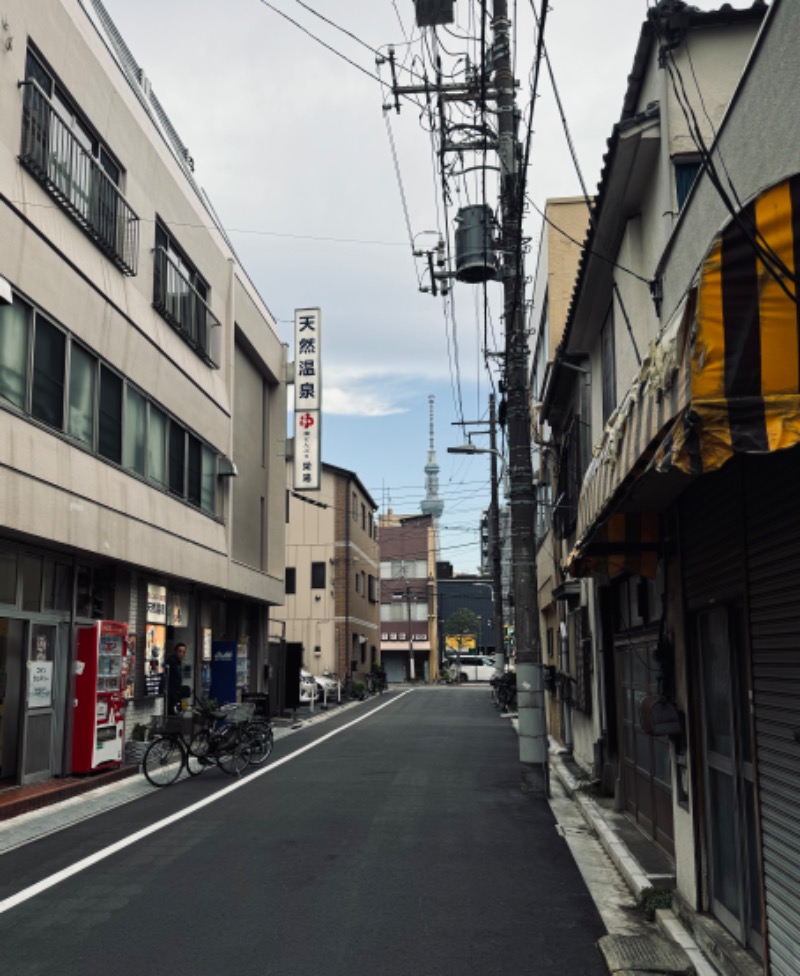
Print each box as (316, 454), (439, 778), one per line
(244, 722), (273, 766)
(143, 736), (184, 787)
(218, 731), (251, 776)
(186, 728), (211, 776)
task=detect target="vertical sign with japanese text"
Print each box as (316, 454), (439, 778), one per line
(293, 307), (322, 490)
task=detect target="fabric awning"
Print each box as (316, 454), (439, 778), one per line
(568, 173), (800, 577)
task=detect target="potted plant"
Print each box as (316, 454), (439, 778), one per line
(125, 722), (150, 765)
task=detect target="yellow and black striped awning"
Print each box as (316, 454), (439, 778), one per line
(657, 174), (800, 475)
(568, 174), (799, 578)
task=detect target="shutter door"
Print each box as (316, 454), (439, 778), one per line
(745, 449), (800, 976)
(681, 459), (744, 609)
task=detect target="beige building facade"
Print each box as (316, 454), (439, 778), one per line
(0, 0), (287, 785)
(273, 462), (380, 686)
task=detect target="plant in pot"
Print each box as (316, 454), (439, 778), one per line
(125, 722), (150, 764)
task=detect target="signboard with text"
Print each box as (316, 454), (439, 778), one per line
(293, 307), (321, 490)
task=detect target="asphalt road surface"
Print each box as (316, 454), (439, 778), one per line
(0, 688), (608, 976)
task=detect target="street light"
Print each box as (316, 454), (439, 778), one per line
(447, 442), (507, 475)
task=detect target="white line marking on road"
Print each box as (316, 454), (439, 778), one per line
(0, 690), (413, 915)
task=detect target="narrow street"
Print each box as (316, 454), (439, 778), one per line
(0, 689), (608, 976)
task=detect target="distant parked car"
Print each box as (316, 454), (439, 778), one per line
(314, 671), (339, 701)
(300, 668), (318, 703)
(445, 654), (496, 682)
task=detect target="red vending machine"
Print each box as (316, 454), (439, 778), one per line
(71, 621), (127, 773)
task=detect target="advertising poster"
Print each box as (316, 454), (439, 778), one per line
(122, 634), (136, 699)
(145, 624), (166, 697)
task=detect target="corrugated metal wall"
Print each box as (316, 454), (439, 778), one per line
(745, 450), (800, 976)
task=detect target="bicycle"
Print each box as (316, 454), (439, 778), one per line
(364, 672), (386, 696)
(185, 701), (257, 778)
(142, 700), (252, 787)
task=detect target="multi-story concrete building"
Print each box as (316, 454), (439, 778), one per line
(379, 512), (438, 683)
(0, 0), (287, 785)
(273, 461), (379, 688)
(529, 197), (591, 750)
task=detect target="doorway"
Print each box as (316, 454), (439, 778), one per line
(0, 618), (68, 786)
(695, 604), (761, 954)
(618, 629), (674, 857)
(0, 618), (25, 782)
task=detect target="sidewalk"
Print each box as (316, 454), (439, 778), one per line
(548, 745), (718, 976)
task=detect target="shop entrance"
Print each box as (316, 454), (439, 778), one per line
(0, 617), (69, 786)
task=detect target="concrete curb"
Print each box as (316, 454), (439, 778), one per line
(550, 753), (719, 976)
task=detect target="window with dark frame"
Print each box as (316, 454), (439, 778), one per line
(285, 567), (296, 595)
(20, 46), (139, 276)
(311, 562), (326, 589)
(153, 219), (220, 367)
(0, 292), (218, 517)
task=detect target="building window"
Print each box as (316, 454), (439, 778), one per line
(201, 447), (216, 514)
(361, 503), (366, 529)
(98, 365), (122, 464)
(19, 46), (139, 275)
(148, 405), (168, 487)
(675, 159), (702, 211)
(285, 567), (296, 595)
(168, 423), (185, 497)
(153, 220), (220, 367)
(0, 298), (31, 408)
(68, 342), (96, 447)
(311, 562), (326, 589)
(123, 386), (146, 476)
(31, 315), (66, 429)
(0, 291), (218, 515)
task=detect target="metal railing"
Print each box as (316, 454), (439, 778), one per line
(19, 80), (139, 276)
(152, 247), (221, 368)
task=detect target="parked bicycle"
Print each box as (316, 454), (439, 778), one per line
(364, 671), (387, 696)
(143, 699), (255, 787)
(490, 672), (517, 713)
(437, 662), (458, 684)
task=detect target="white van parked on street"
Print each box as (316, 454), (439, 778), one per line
(447, 654), (496, 682)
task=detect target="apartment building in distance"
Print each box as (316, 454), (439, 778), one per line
(274, 462), (380, 686)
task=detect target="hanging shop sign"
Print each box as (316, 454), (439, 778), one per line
(293, 307), (322, 491)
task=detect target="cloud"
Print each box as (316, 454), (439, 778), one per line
(323, 387), (408, 417)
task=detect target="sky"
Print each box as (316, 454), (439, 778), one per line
(96, 0), (753, 573)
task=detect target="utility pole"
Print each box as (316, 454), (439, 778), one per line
(492, 0), (547, 794)
(394, 0), (548, 793)
(488, 394), (505, 677)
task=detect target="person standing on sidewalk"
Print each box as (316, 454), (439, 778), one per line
(164, 642), (188, 714)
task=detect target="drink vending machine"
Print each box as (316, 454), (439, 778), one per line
(71, 620), (128, 773)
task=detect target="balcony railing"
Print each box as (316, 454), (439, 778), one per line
(19, 81), (139, 276)
(152, 247), (221, 368)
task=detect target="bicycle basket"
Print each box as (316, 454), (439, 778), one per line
(218, 701), (256, 725)
(149, 714), (189, 736)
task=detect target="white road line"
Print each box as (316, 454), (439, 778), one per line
(0, 690), (413, 915)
